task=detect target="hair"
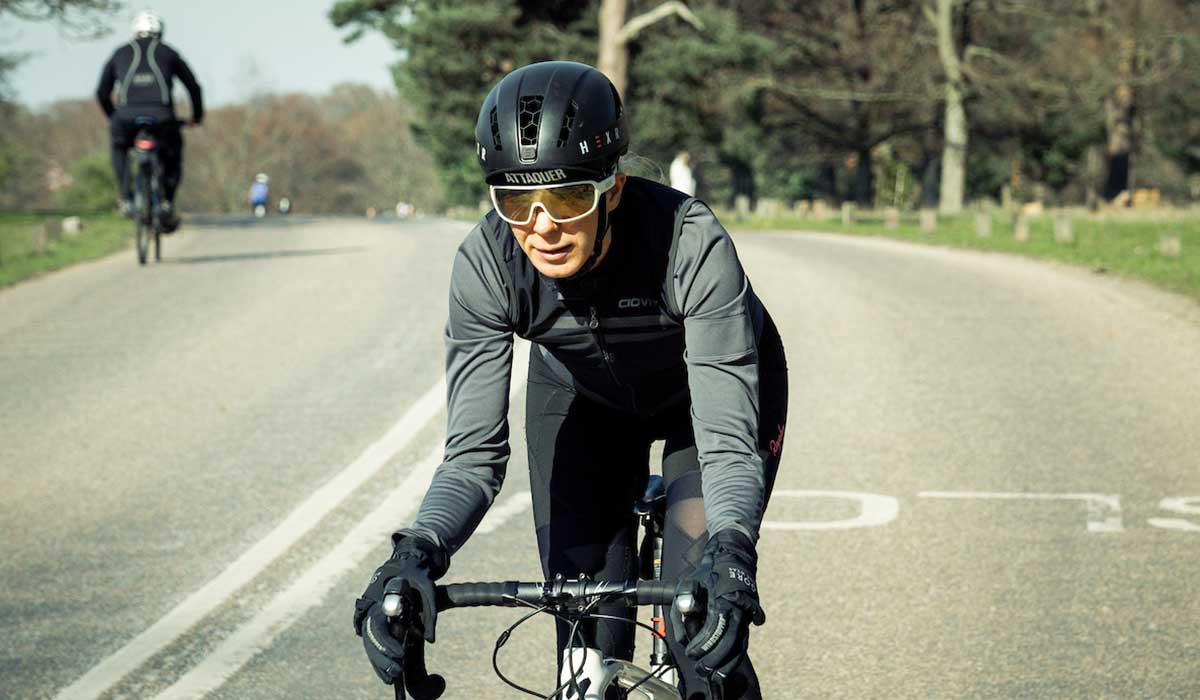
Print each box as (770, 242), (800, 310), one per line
(617, 152), (665, 184)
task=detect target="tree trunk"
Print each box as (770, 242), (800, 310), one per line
(598, 1), (704, 99)
(598, 0), (630, 97)
(1102, 38), (1135, 201)
(936, 0), (966, 214)
(852, 147), (874, 206)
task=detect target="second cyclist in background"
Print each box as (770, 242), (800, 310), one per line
(249, 173), (270, 218)
(96, 9), (203, 233)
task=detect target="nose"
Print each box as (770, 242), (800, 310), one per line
(530, 204), (558, 236)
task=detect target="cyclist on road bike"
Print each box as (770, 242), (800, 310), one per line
(249, 173), (270, 215)
(95, 9), (203, 232)
(355, 61), (789, 700)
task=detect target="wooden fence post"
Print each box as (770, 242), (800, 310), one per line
(919, 208), (937, 234)
(44, 218), (63, 244)
(1054, 215), (1074, 244)
(31, 225), (48, 254)
(884, 207), (900, 229)
(975, 211), (992, 237)
(1013, 214), (1030, 243)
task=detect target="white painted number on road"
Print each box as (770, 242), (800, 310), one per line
(918, 491), (1124, 533)
(1148, 497), (1200, 532)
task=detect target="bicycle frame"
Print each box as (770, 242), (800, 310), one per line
(559, 474), (679, 699)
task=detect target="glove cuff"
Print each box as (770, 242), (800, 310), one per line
(706, 529), (758, 571)
(390, 533), (450, 580)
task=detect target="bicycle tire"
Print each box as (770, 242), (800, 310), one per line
(608, 659), (681, 700)
(135, 163), (150, 265)
(152, 160), (162, 262)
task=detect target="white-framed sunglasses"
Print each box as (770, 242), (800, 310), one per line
(489, 173), (617, 226)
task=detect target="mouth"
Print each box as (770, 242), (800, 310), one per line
(534, 243), (573, 263)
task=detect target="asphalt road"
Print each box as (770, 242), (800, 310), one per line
(1, 216), (1198, 700)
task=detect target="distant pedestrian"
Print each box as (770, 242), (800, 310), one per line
(670, 150), (696, 196)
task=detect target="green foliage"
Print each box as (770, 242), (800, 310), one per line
(629, 3), (774, 205)
(55, 151), (116, 211)
(0, 102), (46, 209)
(332, 0), (596, 206)
(1148, 34), (1200, 177)
(0, 212), (129, 287)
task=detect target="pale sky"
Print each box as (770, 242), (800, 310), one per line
(3, 0), (400, 109)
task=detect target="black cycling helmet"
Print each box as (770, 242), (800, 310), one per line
(475, 61), (629, 186)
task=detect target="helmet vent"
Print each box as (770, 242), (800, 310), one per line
(518, 95), (544, 163)
(556, 100), (579, 149)
(489, 107), (502, 151)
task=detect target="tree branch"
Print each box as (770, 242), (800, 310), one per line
(615, 1), (704, 45)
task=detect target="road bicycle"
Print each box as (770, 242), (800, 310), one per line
(127, 118), (184, 265)
(383, 475), (720, 700)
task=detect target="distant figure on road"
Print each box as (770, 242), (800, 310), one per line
(249, 173), (270, 218)
(669, 150), (696, 196)
(96, 9), (203, 233)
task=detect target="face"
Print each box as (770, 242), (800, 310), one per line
(508, 173), (627, 278)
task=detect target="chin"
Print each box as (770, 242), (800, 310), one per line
(535, 261), (581, 278)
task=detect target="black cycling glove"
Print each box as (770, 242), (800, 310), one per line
(354, 535), (448, 685)
(671, 529), (766, 682)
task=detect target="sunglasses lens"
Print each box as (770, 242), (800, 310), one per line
(492, 182), (598, 223)
(540, 183), (597, 220)
(492, 188), (539, 224)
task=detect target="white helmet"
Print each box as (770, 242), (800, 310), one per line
(255, 173), (270, 184)
(132, 10), (164, 38)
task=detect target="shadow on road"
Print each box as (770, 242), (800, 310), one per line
(164, 246), (366, 265)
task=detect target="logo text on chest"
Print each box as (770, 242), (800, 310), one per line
(617, 297), (659, 310)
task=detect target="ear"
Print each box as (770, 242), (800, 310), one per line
(606, 173), (628, 212)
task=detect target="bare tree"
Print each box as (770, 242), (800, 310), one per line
(929, 0), (967, 213)
(597, 0), (703, 97)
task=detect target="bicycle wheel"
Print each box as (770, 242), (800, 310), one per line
(135, 163), (151, 265)
(151, 160), (162, 262)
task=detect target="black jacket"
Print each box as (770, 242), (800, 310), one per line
(402, 177), (771, 553)
(96, 37), (203, 122)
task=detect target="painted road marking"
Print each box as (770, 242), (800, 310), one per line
(918, 491), (1124, 532)
(53, 373), (450, 700)
(762, 490), (900, 530)
(149, 340), (530, 700)
(759, 490), (1198, 533)
(1147, 497), (1200, 533)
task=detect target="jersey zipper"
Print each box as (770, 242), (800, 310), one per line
(589, 305), (640, 413)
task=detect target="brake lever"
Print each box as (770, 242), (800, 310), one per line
(402, 632), (446, 700)
(381, 581), (445, 700)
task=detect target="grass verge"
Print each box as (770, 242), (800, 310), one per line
(0, 212), (131, 288)
(727, 208), (1200, 304)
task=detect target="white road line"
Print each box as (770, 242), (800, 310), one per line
(475, 490), (533, 534)
(917, 491), (1124, 532)
(150, 340), (530, 700)
(53, 377), (447, 700)
(761, 489), (899, 530)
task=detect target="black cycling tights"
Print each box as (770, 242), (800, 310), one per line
(110, 109), (183, 203)
(525, 319), (787, 700)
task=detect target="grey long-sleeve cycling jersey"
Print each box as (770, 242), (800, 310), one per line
(398, 177), (772, 555)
